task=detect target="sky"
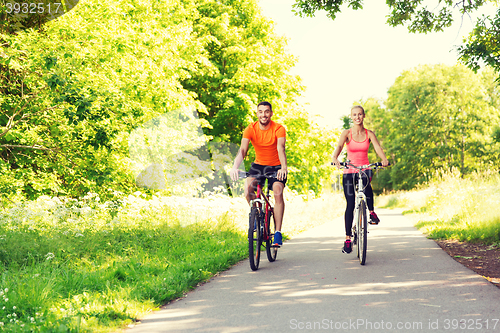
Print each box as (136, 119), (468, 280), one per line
(258, 0), (496, 128)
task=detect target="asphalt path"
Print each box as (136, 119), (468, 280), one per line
(127, 209), (500, 333)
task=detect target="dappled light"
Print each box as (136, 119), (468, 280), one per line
(128, 210), (499, 332)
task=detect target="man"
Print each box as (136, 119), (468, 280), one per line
(230, 101), (288, 246)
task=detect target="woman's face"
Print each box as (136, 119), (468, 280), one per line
(351, 107), (365, 125)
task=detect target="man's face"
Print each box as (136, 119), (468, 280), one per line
(257, 105), (272, 126)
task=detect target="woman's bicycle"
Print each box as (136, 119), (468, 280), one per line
(337, 161), (388, 265)
(238, 171), (278, 271)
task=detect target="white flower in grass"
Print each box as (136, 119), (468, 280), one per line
(75, 233), (84, 237)
(45, 253), (55, 260)
(12, 306), (16, 309)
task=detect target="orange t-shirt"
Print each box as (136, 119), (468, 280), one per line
(243, 120), (286, 166)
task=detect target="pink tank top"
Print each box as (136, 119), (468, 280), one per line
(344, 129), (370, 174)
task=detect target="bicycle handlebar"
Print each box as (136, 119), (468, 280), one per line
(331, 161), (391, 169)
(237, 170), (279, 180)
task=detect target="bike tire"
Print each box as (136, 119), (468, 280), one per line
(248, 207), (262, 271)
(358, 200), (367, 265)
(266, 210), (278, 262)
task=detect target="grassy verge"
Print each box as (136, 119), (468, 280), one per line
(0, 189), (344, 332)
(376, 169), (500, 245)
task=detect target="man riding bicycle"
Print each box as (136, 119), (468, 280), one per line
(230, 101), (287, 247)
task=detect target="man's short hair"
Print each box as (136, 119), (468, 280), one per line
(257, 101), (272, 111)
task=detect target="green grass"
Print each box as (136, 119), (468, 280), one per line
(0, 194), (247, 332)
(376, 169), (500, 246)
(0, 189), (344, 332)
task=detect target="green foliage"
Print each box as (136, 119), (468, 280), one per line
(292, 0), (487, 32)
(1, 0), (208, 200)
(369, 64), (500, 190)
(0, 0), (313, 201)
(459, 8), (500, 80)
(0, 187), (346, 332)
(277, 106), (340, 195)
(0, 194), (247, 332)
(378, 169), (500, 246)
(292, 0), (363, 20)
(181, 0), (303, 145)
(291, 0), (500, 82)
(341, 115), (352, 130)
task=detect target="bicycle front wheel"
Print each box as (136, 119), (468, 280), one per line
(358, 200), (368, 265)
(266, 210), (278, 262)
(249, 207), (262, 271)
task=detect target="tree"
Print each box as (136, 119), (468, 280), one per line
(276, 106), (340, 195)
(291, 0), (500, 80)
(0, 0), (207, 199)
(382, 64), (499, 190)
(458, 8), (500, 81)
(181, 0), (303, 145)
(0, 0), (325, 201)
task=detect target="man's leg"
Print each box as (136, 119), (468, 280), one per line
(244, 177), (257, 204)
(272, 181), (285, 231)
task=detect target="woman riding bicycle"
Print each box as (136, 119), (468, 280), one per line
(331, 105), (389, 254)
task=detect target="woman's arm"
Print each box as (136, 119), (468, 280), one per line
(332, 129), (349, 168)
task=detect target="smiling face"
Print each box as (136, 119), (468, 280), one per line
(350, 106), (365, 126)
(257, 104), (273, 127)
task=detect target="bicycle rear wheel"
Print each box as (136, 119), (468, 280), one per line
(358, 200), (368, 265)
(266, 210), (278, 262)
(249, 207), (262, 271)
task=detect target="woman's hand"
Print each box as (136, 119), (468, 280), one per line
(332, 157), (341, 169)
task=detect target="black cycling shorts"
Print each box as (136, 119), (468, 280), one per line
(248, 163), (287, 190)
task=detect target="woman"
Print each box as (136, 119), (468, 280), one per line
(332, 105), (389, 254)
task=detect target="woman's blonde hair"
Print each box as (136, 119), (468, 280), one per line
(351, 105), (365, 114)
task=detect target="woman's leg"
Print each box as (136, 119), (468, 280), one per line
(362, 170), (374, 211)
(343, 173), (355, 238)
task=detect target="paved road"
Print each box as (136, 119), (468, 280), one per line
(127, 209), (499, 333)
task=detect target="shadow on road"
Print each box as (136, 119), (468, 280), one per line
(128, 209), (499, 333)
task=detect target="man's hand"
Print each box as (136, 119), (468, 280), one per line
(381, 158), (389, 167)
(230, 168), (240, 182)
(277, 167), (287, 181)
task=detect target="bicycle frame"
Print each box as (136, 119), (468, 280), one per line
(239, 170), (279, 270)
(352, 172), (369, 237)
(338, 161), (387, 265)
(250, 183), (273, 241)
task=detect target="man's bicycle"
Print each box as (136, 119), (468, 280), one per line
(337, 161), (388, 265)
(238, 171), (278, 271)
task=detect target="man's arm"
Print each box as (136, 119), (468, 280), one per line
(277, 137), (287, 181)
(230, 138), (250, 181)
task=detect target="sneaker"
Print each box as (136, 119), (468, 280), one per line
(273, 231), (282, 247)
(369, 211), (380, 225)
(342, 239), (352, 253)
